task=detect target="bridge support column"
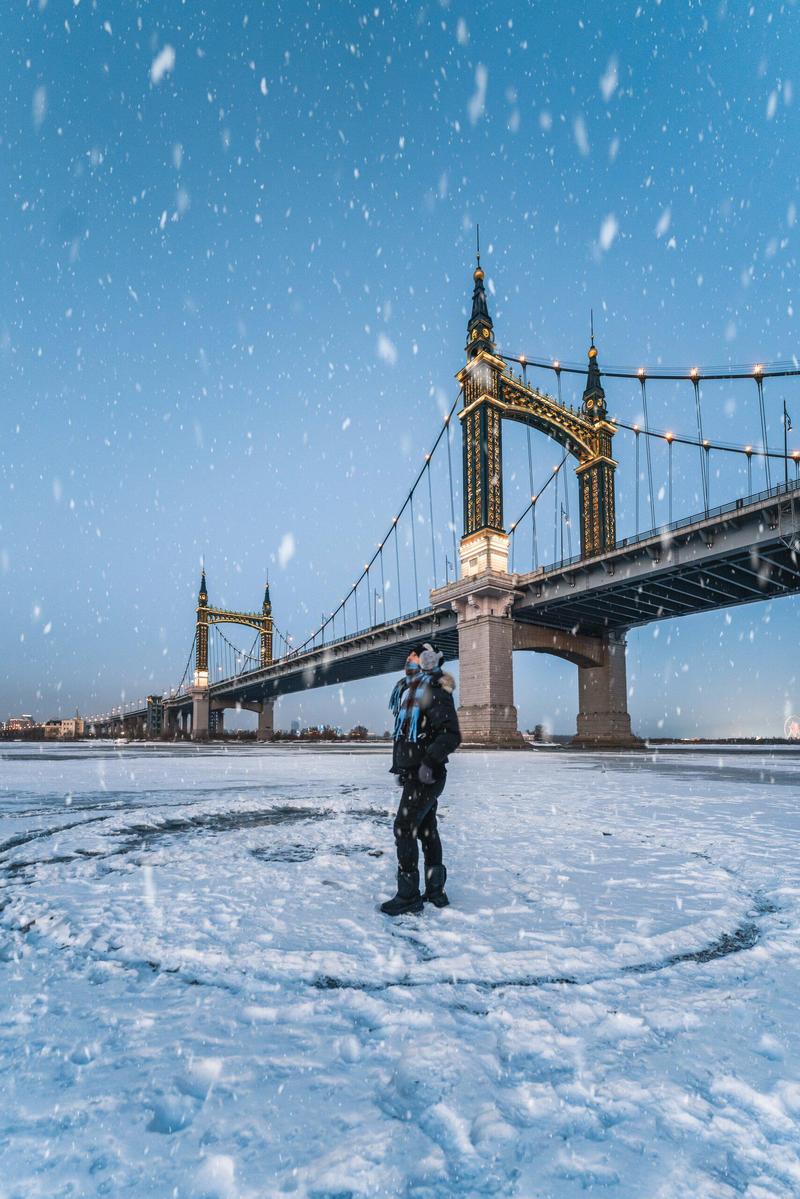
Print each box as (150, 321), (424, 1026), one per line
(191, 688), (209, 741)
(435, 572), (525, 746)
(257, 701), (274, 742)
(573, 633), (640, 748)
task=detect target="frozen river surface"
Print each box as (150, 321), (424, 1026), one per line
(1, 742), (799, 1198)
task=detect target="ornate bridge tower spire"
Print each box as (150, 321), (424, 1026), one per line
(466, 229), (495, 360)
(456, 243), (509, 575)
(576, 334), (617, 557)
(195, 568), (209, 687)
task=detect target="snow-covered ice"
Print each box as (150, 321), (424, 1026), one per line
(1, 742), (799, 1197)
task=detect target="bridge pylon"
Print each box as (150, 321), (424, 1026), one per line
(439, 251), (636, 747)
(190, 571), (275, 740)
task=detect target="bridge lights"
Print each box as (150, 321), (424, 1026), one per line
(690, 367), (699, 379)
(745, 445), (753, 455)
(637, 367), (646, 378)
(753, 364), (764, 378)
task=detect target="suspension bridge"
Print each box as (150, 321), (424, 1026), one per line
(87, 250), (800, 746)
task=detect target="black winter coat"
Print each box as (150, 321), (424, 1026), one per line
(390, 670), (461, 780)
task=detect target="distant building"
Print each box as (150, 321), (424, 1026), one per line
(290, 718), (301, 735)
(59, 714), (85, 738)
(7, 715), (35, 731)
(44, 720), (61, 739)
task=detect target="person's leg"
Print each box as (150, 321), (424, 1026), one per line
(418, 795), (443, 871)
(419, 780), (449, 907)
(381, 780), (427, 915)
(393, 779), (422, 871)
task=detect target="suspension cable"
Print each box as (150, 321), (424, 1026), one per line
(755, 373), (772, 489)
(426, 457), (437, 588)
(691, 375), (709, 513)
(634, 427), (640, 534)
(501, 353), (800, 382)
(394, 519), (402, 620)
(410, 491), (420, 610)
(508, 453), (569, 549)
(639, 377), (656, 529)
(289, 388), (462, 656)
(173, 631), (197, 695)
(610, 416), (797, 460)
(445, 411), (459, 580)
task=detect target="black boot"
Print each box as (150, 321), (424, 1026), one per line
(380, 868), (423, 916)
(423, 864), (449, 908)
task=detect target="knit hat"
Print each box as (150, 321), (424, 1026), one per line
(418, 642), (444, 672)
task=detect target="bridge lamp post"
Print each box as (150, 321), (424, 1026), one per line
(553, 360), (562, 402)
(745, 447), (753, 495)
(665, 432), (674, 524)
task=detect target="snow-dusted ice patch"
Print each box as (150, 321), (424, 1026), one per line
(1, 743), (799, 1196)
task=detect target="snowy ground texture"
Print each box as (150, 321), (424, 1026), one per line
(1, 744), (800, 1199)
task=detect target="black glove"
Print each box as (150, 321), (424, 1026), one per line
(417, 762), (435, 785)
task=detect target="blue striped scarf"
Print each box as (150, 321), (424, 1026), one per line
(389, 669), (434, 742)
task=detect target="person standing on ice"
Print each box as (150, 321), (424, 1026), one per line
(380, 642), (461, 916)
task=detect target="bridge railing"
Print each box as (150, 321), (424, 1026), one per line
(528, 476), (800, 576)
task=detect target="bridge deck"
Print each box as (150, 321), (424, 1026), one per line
(512, 480), (800, 634)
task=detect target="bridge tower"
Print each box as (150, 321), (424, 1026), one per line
(196, 569), (209, 686)
(577, 334), (617, 557)
(187, 571), (275, 741)
(261, 581), (273, 667)
(432, 250), (637, 747)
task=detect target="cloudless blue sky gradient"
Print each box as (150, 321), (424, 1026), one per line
(1, 0), (798, 735)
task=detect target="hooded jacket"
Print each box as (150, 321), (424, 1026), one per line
(390, 670), (461, 780)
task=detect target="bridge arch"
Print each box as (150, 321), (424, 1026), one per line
(457, 260), (617, 570)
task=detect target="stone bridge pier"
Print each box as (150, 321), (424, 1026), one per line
(189, 693), (275, 741)
(512, 623), (639, 748)
(433, 568), (640, 749)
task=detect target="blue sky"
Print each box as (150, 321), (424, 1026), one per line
(1, 0), (798, 736)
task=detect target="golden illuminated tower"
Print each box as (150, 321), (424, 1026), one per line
(261, 581), (274, 667)
(576, 336), (617, 557)
(456, 241), (509, 574)
(195, 569), (209, 686)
